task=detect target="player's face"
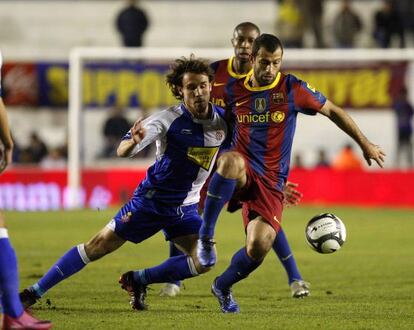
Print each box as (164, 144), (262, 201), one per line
(252, 47), (283, 86)
(179, 72), (212, 119)
(231, 27), (260, 62)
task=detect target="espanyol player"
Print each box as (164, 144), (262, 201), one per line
(20, 55), (228, 311)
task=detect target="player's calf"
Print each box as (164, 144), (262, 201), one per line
(84, 227), (125, 261)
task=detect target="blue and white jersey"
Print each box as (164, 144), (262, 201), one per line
(123, 103), (228, 207)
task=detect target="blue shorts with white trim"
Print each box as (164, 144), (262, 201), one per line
(109, 198), (201, 244)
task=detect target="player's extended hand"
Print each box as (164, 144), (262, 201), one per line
(362, 142), (386, 168)
(0, 145), (12, 174)
(130, 118), (146, 144)
(283, 181), (303, 208)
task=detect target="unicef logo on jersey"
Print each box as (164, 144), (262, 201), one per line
(236, 110), (286, 124)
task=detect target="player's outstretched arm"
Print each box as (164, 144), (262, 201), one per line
(283, 181), (303, 208)
(319, 100), (386, 168)
(117, 118), (146, 157)
(0, 98), (13, 174)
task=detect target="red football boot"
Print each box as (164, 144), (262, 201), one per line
(2, 311), (52, 330)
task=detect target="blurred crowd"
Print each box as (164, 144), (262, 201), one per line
(11, 132), (67, 169)
(113, 0), (414, 50)
(275, 0), (413, 48)
(292, 144), (365, 171)
(4, 0), (414, 170)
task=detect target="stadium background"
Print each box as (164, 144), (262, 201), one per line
(1, 0), (413, 210)
(1, 1), (414, 329)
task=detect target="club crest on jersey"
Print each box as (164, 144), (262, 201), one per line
(271, 111), (285, 123)
(216, 130), (224, 141)
(254, 98), (266, 113)
(187, 146), (219, 171)
(272, 92), (284, 104)
(121, 211), (132, 223)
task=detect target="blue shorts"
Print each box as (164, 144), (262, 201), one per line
(107, 198), (201, 244)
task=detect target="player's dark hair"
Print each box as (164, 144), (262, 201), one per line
(252, 34), (284, 57)
(234, 22), (260, 35)
(166, 55), (214, 100)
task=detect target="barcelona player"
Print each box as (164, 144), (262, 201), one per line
(163, 22), (309, 299)
(209, 22), (260, 108)
(0, 52), (52, 329)
(197, 34), (385, 313)
(20, 56), (228, 311)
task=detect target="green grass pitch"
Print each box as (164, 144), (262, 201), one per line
(4, 206), (414, 329)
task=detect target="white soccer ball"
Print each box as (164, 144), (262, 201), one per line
(305, 213), (346, 254)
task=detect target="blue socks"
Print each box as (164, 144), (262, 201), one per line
(273, 229), (302, 284)
(216, 248), (262, 290)
(168, 242), (184, 286)
(0, 229), (24, 318)
(33, 245), (90, 297)
(133, 255), (198, 285)
(200, 173), (237, 238)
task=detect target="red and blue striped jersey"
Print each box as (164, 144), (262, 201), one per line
(210, 57), (247, 108)
(225, 71), (327, 192)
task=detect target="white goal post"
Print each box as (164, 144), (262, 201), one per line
(68, 47), (414, 208)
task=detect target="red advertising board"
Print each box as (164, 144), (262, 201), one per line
(0, 168), (413, 211)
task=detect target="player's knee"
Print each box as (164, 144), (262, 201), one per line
(246, 237), (272, 261)
(84, 236), (112, 261)
(216, 152), (245, 179)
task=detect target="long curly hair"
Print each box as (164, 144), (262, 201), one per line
(166, 55), (214, 100)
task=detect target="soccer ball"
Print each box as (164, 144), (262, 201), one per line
(305, 213), (346, 254)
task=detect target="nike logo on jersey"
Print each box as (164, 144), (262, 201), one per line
(213, 82), (226, 87)
(236, 100), (248, 107)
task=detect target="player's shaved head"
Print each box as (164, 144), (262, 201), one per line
(233, 22), (260, 37)
(231, 22), (261, 65)
(252, 34), (283, 57)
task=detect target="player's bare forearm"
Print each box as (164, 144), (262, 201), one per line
(0, 98), (13, 148)
(0, 98), (14, 173)
(320, 100), (385, 167)
(320, 100), (368, 146)
(117, 139), (137, 157)
(117, 119), (146, 157)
